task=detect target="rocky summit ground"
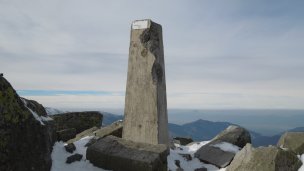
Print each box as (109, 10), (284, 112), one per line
(50, 135), (304, 171)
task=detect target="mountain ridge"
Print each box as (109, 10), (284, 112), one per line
(45, 108), (303, 147)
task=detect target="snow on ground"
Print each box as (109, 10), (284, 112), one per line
(49, 132), (303, 171)
(21, 98), (53, 125)
(211, 142), (240, 154)
(299, 154), (304, 171)
(168, 141), (226, 171)
(51, 136), (108, 171)
(51, 137), (227, 171)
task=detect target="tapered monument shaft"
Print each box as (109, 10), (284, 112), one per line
(122, 19), (169, 145)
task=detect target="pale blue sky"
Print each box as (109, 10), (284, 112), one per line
(1, 0), (304, 109)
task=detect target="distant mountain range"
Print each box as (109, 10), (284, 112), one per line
(46, 108), (304, 147)
(101, 112), (304, 147)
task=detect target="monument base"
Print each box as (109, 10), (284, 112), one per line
(86, 136), (169, 171)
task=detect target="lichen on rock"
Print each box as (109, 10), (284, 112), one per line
(0, 76), (55, 171)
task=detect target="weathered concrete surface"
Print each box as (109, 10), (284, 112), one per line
(277, 132), (304, 154)
(86, 135), (169, 171)
(123, 19), (169, 145)
(226, 144), (302, 171)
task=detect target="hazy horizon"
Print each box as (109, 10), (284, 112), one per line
(46, 107), (304, 136)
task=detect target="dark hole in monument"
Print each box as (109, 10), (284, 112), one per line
(140, 29), (150, 44)
(141, 48), (148, 57)
(152, 63), (163, 84)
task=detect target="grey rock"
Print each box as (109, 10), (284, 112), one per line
(66, 153), (83, 164)
(227, 143), (302, 171)
(277, 132), (304, 154)
(176, 168), (184, 171)
(85, 137), (99, 147)
(51, 111), (103, 134)
(86, 135), (169, 171)
(194, 125), (251, 168)
(194, 168), (207, 171)
(195, 145), (235, 168)
(64, 143), (76, 153)
(57, 128), (76, 142)
(67, 126), (99, 144)
(94, 120), (123, 138)
(212, 125), (251, 147)
(174, 160), (181, 168)
(0, 77), (55, 171)
(179, 153), (192, 161)
(173, 137), (193, 145)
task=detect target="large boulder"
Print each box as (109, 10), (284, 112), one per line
(277, 132), (304, 154)
(51, 111), (103, 134)
(86, 135), (169, 171)
(227, 143), (302, 171)
(194, 125), (251, 168)
(212, 125), (251, 147)
(0, 77), (55, 171)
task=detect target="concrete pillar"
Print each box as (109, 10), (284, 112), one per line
(122, 19), (169, 145)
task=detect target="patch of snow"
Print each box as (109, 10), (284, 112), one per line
(168, 141), (226, 171)
(51, 136), (228, 171)
(299, 154), (304, 171)
(51, 136), (108, 171)
(211, 142), (240, 154)
(132, 20), (148, 29)
(21, 98), (45, 125)
(226, 125), (238, 131)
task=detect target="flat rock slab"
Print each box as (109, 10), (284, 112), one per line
(67, 126), (99, 144)
(194, 145), (235, 168)
(194, 125), (251, 168)
(86, 135), (169, 171)
(94, 120), (123, 138)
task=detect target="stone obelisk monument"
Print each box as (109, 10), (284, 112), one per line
(123, 19), (169, 145)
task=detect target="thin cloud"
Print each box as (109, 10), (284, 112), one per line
(1, 0), (304, 109)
